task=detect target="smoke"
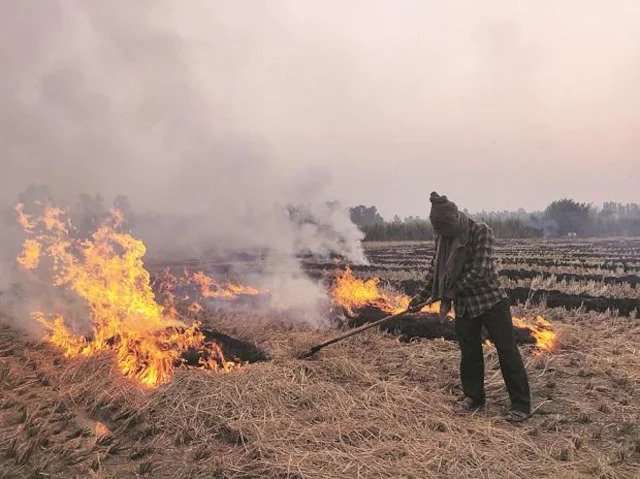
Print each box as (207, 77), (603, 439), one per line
(3, 1), (640, 217)
(0, 1), (366, 328)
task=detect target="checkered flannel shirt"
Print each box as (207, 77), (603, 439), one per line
(423, 221), (507, 319)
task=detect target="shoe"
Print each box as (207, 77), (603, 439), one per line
(460, 397), (485, 412)
(505, 409), (531, 422)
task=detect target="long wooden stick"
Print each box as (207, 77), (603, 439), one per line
(298, 301), (433, 359)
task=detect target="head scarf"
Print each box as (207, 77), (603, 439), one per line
(429, 192), (459, 234)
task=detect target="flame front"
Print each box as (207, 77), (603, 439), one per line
(190, 271), (261, 299)
(17, 239), (41, 270)
(153, 268), (264, 316)
(34, 312), (87, 357)
(16, 203), (237, 387)
(331, 267), (410, 315)
(331, 268), (450, 316)
(332, 268), (557, 351)
(513, 315), (558, 352)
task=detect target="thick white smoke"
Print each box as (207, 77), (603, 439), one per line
(0, 1), (366, 327)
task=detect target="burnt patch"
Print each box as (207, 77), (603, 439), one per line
(198, 328), (269, 364)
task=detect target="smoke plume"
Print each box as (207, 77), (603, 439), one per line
(0, 1), (366, 328)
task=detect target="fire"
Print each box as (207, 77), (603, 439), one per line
(331, 267), (410, 315)
(17, 238), (41, 270)
(42, 206), (68, 233)
(34, 312), (87, 357)
(190, 271), (261, 299)
(513, 315), (558, 352)
(152, 268), (263, 315)
(332, 268), (556, 351)
(420, 301), (446, 315)
(331, 268), (451, 316)
(15, 203), (36, 232)
(16, 202), (237, 387)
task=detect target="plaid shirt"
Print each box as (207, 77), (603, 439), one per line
(423, 221), (507, 318)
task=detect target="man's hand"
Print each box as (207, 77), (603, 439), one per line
(439, 299), (452, 320)
(408, 295), (430, 313)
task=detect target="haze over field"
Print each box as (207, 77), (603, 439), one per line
(2, 0), (639, 220)
(2, 6), (640, 477)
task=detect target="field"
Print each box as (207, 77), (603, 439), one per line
(1, 238), (640, 478)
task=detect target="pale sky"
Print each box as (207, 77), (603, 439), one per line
(2, 1), (639, 220)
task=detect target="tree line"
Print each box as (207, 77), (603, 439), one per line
(349, 200), (640, 241)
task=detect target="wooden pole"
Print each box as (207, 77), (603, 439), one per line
(298, 301), (432, 359)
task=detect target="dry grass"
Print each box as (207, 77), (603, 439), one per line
(1, 305), (640, 478)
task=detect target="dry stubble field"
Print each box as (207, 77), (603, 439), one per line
(1, 238), (640, 478)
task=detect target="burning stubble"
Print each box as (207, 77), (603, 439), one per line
(11, 201), (245, 387)
(4, 193), (370, 386)
(331, 267), (558, 353)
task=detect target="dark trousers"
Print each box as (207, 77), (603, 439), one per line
(455, 300), (531, 413)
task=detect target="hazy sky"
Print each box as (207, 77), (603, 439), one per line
(2, 1), (639, 220)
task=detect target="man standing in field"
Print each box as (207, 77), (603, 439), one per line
(409, 192), (531, 422)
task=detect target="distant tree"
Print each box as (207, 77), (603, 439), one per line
(544, 199), (593, 236)
(349, 200), (640, 241)
(594, 202), (640, 236)
(476, 216), (543, 239)
(349, 205), (384, 228)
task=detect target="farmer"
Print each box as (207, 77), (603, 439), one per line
(408, 192), (531, 422)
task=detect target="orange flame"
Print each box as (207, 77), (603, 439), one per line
(332, 269), (556, 351)
(513, 315), (558, 353)
(420, 301), (446, 315)
(190, 271), (261, 299)
(17, 203), (237, 387)
(17, 239), (42, 270)
(331, 268), (450, 316)
(42, 206), (68, 233)
(34, 312), (87, 357)
(153, 268), (263, 307)
(15, 203), (36, 232)
(331, 267), (410, 315)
